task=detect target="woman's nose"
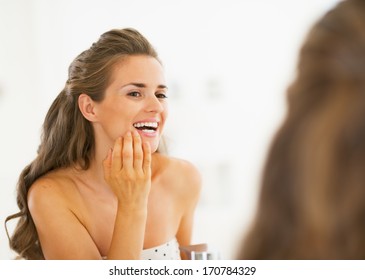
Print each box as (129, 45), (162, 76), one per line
(145, 95), (164, 113)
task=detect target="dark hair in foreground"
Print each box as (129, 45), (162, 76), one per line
(239, 0), (365, 259)
(5, 28), (159, 259)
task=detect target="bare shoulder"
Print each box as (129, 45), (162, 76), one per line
(26, 169), (102, 259)
(28, 169), (79, 212)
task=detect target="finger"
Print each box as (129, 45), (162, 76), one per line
(142, 141), (152, 176)
(122, 131), (133, 170)
(112, 137), (122, 173)
(133, 130), (143, 170)
(102, 148), (112, 181)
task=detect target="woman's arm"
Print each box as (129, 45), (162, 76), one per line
(102, 131), (151, 259)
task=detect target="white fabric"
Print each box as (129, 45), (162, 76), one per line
(141, 238), (181, 260)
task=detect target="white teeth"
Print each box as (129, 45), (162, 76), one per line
(133, 122), (158, 128)
(142, 129), (155, 133)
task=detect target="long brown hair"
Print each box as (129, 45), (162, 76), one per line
(239, 0), (365, 259)
(5, 28), (159, 259)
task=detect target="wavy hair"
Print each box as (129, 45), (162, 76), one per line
(239, 0), (365, 259)
(5, 28), (159, 259)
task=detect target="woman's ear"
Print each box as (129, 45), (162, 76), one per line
(78, 93), (98, 122)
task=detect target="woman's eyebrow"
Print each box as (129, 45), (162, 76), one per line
(121, 82), (168, 90)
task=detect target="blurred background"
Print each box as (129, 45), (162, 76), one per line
(0, 0), (341, 259)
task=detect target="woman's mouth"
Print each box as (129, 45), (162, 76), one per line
(133, 121), (159, 137)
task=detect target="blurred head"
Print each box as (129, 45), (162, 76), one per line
(240, 0), (365, 259)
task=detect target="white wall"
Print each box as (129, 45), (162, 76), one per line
(0, 0), (340, 259)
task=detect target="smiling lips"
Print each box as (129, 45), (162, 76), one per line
(133, 121), (159, 137)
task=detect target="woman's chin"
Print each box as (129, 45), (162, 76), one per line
(150, 142), (160, 153)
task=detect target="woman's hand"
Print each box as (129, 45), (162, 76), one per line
(102, 131), (152, 212)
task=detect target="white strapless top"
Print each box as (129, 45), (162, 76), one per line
(102, 238), (181, 260)
(141, 238), (181, 260)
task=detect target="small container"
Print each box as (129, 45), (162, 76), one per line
(190, 251), (220, 260)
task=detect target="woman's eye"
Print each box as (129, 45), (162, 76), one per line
(128, 91), (141, 97)
(156, 93), (168, 99)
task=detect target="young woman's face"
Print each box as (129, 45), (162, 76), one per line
(94, 55), (168, 152)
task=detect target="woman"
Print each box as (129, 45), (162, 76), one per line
(5, 28), (201, 260)
(239, 0), (365, 259)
